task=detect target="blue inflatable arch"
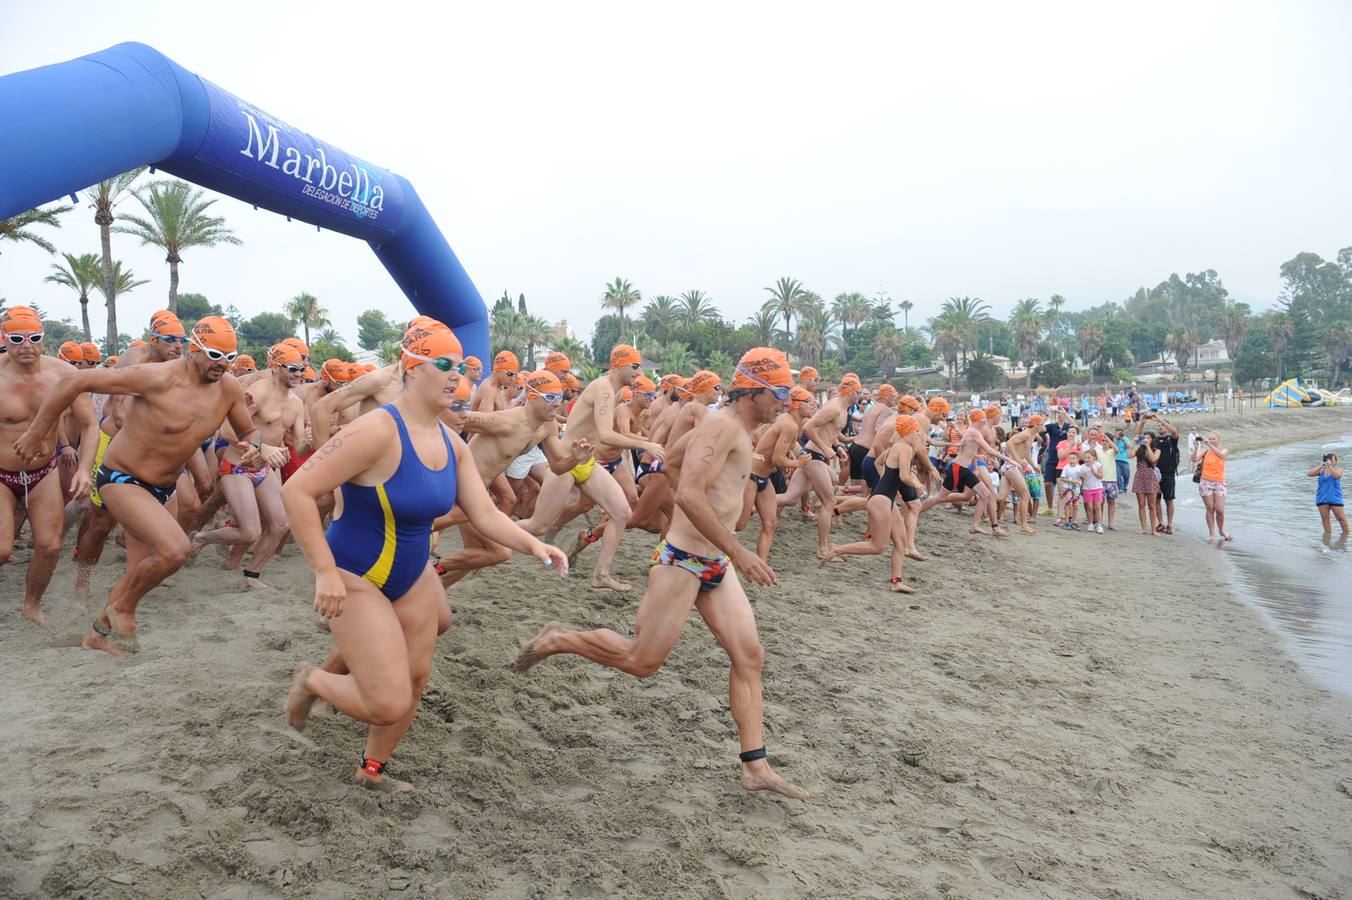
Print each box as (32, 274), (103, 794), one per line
(0, 42), (487, 361)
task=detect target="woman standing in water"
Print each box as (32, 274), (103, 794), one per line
(1308, 453), (1347, 535)
(283, 320), (567, 791)
(1192, 431), (1232, 543)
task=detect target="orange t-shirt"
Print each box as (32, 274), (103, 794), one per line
(1200, 449), (1226, 482)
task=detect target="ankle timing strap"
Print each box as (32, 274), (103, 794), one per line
(243, 569), (260, 579)
(360, 757), (387, 776)
(739, 747), (767, 763)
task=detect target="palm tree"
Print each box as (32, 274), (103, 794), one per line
(601, 277), (641, 343)
(44, 252), (103, 340)
(1267, 315), (1294, 381)
(314, 327), (345, 347)
(704, 350), (735, 383)
(491, 305), (527, 360)
(1166, 329), (1198, 378)
(1077, 323), (1106, 383)
(285, 292), (330, 345)
(521, 313), (553, 370)
(899, 299), (914, 330)
(1010, 298), (1044, 387)
(554, 335), (590, 368)
(873, 326), (903, 378)
(831, 292), (872, 346)
(91, 261), (149, 313)
(377, 338), (402, 366)
(748, 308), (778, 347)
(929, 317), (963, 391)
(662, 341), (695, 374)
(677, 290), (720, 330)
(85, 168), (146, 353)
(1, 203), (72, 256)
(763, 277), (807, 349)
(640, 295), (679, 343)
(794, 309), (830, 367)
(1325, 321), (1352, 385)
(938, 296), (991, 371)
(115, 180), (241, 313)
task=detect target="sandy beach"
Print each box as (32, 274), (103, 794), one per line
(2, 406), (1351, 899)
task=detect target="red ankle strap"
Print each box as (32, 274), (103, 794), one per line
(361, 758), (385, 776)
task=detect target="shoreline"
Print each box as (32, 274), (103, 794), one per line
(1, 421), (1351, 896)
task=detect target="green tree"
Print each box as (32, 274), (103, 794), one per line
(91, 262), (149, 324)
(677, 290), (720, 330)
(938, 296), (991, 370)
(553, 334), (590, 369)
(238, 311), (297, 356)
(1031, 360), (1070, 388)
(763, 277), (807, 350)
(748, 307), (779, 347)
(312, 340), (355, 363)
(378, 339), (402, 366)
(1076, 323), (1106, 383)
(1324, 321), (1352, 385)
(520, 313), (553, 371)
(640, 295), (679, 344)
(1010, 297), (1043, 386)
(601, 277), (641, 343)
(589, 314), (621, 366)
(0, 203), (71, 255)
(1267, 314), (1294, 381)
(963, 354), (1005, 392)
(491, 305), (527, 360)
(899, 299), (914, 330)
(872, 326), (903, 378)
(284, 292), (329, 345)
(831, 292), (872, 347)
(704, 349), (735, 383)
(85, 168), (146, 354)
(662, 341), (695, 374)
(1166, 329), (1198, 378)
(116, 180), (241, 313)
(44, 252), (102, 340)
(1218, 304), (1252, 361)
(357, 310), (401, 350)
(174, 292), (220, 323)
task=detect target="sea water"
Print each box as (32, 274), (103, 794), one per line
(1172, 433), (1352, 695)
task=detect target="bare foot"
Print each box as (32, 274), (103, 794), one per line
(21, 604), (47, 625)
(889, 578), (914, 594)
(969, 527), (988, 535)
(185, 534), (206, 564)
(819, 548), (839, 567)
(992, 526), (1010, 538)
(905, 549), (928, 561)
(514, 622), (564, 673)
(355, 766), (415, 793)
(1222, 532), (1233, 542)
(82, 629), (128, 657)
(591, 573), (631, 593)
(741, 765), (810, 801)
(567, 529), (594, 566)
(285, 664), (318, 731)
(241, 576), (270, 591)
(1019, 525), (1037, 535)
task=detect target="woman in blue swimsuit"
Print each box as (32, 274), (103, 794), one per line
(282, 320), (568, 791)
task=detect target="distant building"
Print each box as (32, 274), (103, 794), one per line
(551, 321), (569, 344)
(1195, 339), (1230, 364)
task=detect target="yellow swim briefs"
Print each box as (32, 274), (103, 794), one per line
(89, 428), (113, 508)
(570, 455), (596, 485)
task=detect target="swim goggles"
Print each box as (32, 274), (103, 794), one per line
(527, 385), (564, 404)
(153, 333), (189, 345)
(448, 400), (471, 413)
(5, 332), (43, 344)
(190, 334), (238, 362)
(282, 363), (304, 374)
(733, 365), (791, 401)
(401, 345), (460, 372)
(639, 391), (657, 400)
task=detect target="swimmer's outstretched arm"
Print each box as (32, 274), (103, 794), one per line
(310, 369), (395, 448)
(15, 363), (170, 464)
(449, 435), (568, 575)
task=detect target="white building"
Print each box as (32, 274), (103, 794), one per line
(1195, 339), (1230, 364)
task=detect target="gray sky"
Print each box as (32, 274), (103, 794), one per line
(3, 0), (1350, 346)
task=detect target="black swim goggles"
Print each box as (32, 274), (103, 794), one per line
(190, 334), (238, 362)
(733, 365), (791, 401)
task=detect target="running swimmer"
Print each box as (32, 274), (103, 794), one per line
(777, 373), (861, 557)
(283, 321), (567, 791)
(515, 348), (808, 801)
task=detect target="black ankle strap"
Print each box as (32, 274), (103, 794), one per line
(243, 569), (260, 579)
(739, 747), (767, 763)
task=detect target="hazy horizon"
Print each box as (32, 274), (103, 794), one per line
(3, 1), (1351, 346)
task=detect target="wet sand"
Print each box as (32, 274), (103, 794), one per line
(2, 405), (1352, 898)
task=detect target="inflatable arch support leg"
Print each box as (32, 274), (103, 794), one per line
(0, 42), (487, 361)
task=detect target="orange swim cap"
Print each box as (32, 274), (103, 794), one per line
(234, 354), (257, 371)
(321, 358), (351, 383)
(687, 370), (722, 395)
(544, 351), (571, 372)
(969, 408), (986, 422)
(1027, 413), (1045, 428)
(900, 394), (922, 412)
(463, 355), (482, 370)
(149, 310), (185, 338)
(80, 341), (101, 362)
(789, 385), (814, 410)
(986, 404), (1001, 420)
(878, 384), (899, 402)
(838, 375), (862, 396)
(798, 365), (819, 383)
(303, 366), (317, 381)
(281, 336), (309, 357)
(733, 348), (793, 389)
(895, 415), (921, 437)
(270, 344), (303, 368)
(928, 397), (951, 414)
(609, 344), (642, 368)
(562, 373), (581, 391)
(525, 370), (563, 395)
(619, 386), (634, 402)
(402, 321), (464, 373)
(408, 315), (436, 330)
(493, 350), (519, 374)
(633, 374), (656, 393)
(58, 341), (82, 362)
(453, 374), (473, 400)
(105, 355), (119, 366)
(346, 363), (366, 381)
(1, 305), (42, 335)
(191, 316), (238, 354)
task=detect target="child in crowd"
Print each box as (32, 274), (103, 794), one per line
(1080, 441), (1106, 534)
(1059, 451), (1086, 531)
(1309, 453), (1347, 535)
